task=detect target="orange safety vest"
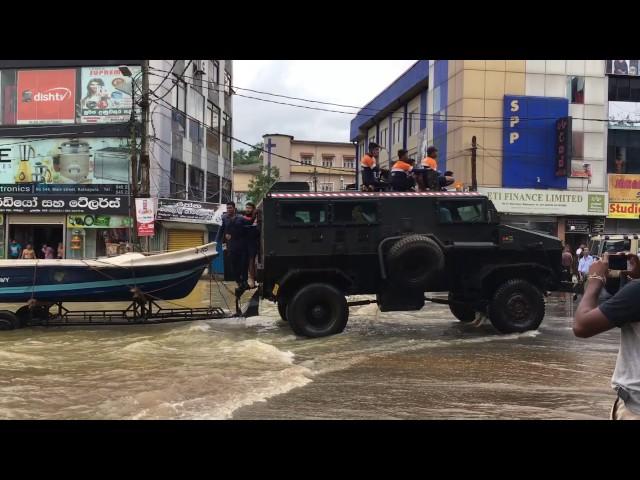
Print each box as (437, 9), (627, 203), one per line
(361, 154), (376, 169)
(391, 160), (413, 174)
(422, 156), (438, 170)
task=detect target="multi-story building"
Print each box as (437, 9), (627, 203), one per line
(351, 60), (610, 248)
(261, 134), (356, 192)
(0, 59), (234, 258)
(604, 60), (640, 234)
(232, 162), (261, 207)
(148, 60), (234, 252)
(0, 60), (141, 259)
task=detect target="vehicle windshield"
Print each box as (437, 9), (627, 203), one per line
(602, 239), (631, 254)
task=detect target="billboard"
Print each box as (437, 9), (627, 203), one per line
(0, 194), (129, 214)
(67, 214), (131, 229)
(479, 187), (607, 216)
(608, 174), (640, 203)
(0, 138), (131, 185)
(607, 60), (640, 76)
(503, 96), (569, 189)
(16, 69), (76, 124)
(608, 202), (640, 219)
(135, 198), (156, 236)
(80, 66), (139, 124)
(609, 101), (640, 129)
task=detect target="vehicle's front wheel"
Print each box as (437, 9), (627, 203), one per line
(286, 283), (348, 338)
(277, 297), (288, 322)
(488, 279), (545, 333)
(448, 292), (477, 323)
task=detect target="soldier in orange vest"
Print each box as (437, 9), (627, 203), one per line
(421, 146), (455, 190)
(390, 149), (416, 191)
(360, 142), (381, 191)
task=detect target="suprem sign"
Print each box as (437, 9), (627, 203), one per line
(478, 187), (608, 216)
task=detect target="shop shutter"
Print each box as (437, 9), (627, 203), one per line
(167, 229), (205, 252)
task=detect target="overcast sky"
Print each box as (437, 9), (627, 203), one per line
(232, 60), (417, 150)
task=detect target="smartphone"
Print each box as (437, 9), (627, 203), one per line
(608, 255), (628, 271)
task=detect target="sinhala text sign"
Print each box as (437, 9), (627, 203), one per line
(478, 187), (608, 216)
(156, 199), (219, 224)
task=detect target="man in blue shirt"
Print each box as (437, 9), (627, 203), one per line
(8, 239), (22, 260)
(578, 248), (594, 281)
(215, 202), (252, 289)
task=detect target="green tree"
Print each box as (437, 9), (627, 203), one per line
(247, 165), (280, 204)
(233, 142), (263, 165)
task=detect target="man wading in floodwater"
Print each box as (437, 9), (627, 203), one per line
(573, 252), (640, 420)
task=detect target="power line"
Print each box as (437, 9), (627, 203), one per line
(148, 93), (357, 176)
(148, 67), (615, 124)
(148, 60), (178, 97)
(149, 60), (194, 103)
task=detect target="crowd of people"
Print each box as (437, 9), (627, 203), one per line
(360, 142), (456, 192)
(8, 240), (64, 260)
(215, 201), (261, 290)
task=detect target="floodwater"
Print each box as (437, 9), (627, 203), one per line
(0, 280), (620, 419)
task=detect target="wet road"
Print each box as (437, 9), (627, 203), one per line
(0, 281), (619, 419)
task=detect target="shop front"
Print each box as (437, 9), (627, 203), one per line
(479, 187), (608, 249)
(155, 198), (220, 252)
(0, 185), (130, 259)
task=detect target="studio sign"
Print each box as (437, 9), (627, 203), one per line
(0, 195), (128, 214)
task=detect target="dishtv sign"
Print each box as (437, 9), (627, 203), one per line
(16, 70), (76, 125)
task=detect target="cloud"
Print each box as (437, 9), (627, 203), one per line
(233, 60), (417, 149)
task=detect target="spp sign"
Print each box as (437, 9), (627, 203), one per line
(508, 99), (521, 145)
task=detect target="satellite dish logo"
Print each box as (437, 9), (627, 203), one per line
(22, 87), (72, 103)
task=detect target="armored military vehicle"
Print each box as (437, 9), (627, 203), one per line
(257, 189), (565, 338)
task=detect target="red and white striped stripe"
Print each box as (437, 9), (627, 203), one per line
(269, 191), (483, 198)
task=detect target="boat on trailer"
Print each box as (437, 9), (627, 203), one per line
(0, 243), (229, 330)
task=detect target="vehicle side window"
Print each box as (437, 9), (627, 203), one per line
(333, 202), (378, 224)
(437, 200), (486, 224)
(279, 203), (327, 225)
(602, 240), (631, 254)
(589, 240), (601, 256)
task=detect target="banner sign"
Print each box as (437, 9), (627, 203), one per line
(555, 117), (571, 177)
(67, 214), (132, 229)
(80, 66), (139, 124)
(479, 187), (608, 216)
(155, 198), (219, 224)
(0, 183), (129, 195)
(0, 194), (129, 214)
(135, 198), (156, 236)
(608, 174), (640, 203)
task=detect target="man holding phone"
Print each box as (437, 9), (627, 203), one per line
(573, 252), (640, 419)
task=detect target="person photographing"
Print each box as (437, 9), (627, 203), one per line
(573, 252), (640, 419)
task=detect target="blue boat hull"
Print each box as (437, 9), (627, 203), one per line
(0, 258), (208, 303)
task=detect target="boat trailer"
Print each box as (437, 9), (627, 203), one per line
(0, 284), (261, 330)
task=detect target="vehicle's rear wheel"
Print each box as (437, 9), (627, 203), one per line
(488, 279), (545, 333)
(286, 283), (348, 338)
(0, 310), (20, 330)
(448, 292), (476, 323)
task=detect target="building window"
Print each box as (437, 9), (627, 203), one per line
(188, 166), (205, 201)
(301, 155), (313, 165)
(224, 70), (232, 96)
(175, 79), (187, 112)
(322, 156), (334, 168)
(369, 135), (375, 145)
(206, 172), (220, 203)
(222, 112), (231, 158)
(221, 177), (232, 203)
(343, 156), (355, 169)
(379, 127), (388, 148)
(393, 119), (402, 144)
(608, 130), (640, 173)
(206, 101), (221, 154)
(409, 109), (419, 136)
(210, 60), (220, 85)
(569, 76), (585, 104)
(320, 182), (333, 192)
(340, 178), (345, 190)
(170, 158), (187, 199)
(359, 142), (365, 156)
(433, 85), (442, 112)
(609, 76), (640, 102)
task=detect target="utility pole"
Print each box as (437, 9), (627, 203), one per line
(140, 60), (151, 253)
(129, 83), (139, 249)
(313, 167), (318, 192)
(471, 135), (478, 192)
(140, 59), (150, 198)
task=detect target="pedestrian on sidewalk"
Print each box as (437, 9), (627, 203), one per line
(573, 252), (640, 419)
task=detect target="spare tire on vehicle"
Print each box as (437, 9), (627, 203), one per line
(386, 235), (444, 290)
